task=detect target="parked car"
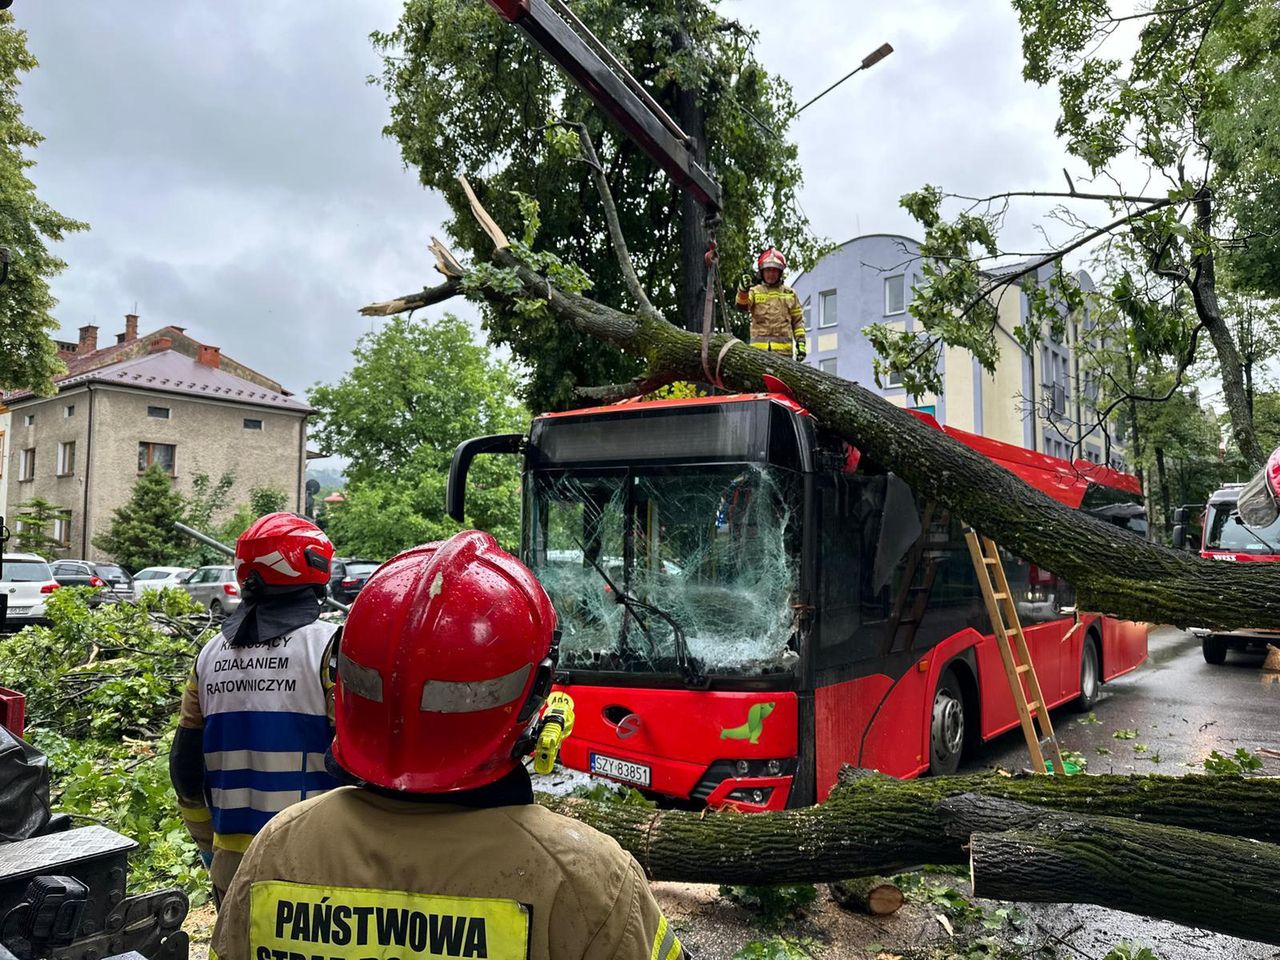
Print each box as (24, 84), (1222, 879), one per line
(1, 553), (60, 630)
(49, 560), (134, 602)
(181, 565), (241, 617)
(328, 558), (381, 606)
(131, 566), (195, 602)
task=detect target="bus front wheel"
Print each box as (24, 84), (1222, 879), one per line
(929, 672), (967, 775)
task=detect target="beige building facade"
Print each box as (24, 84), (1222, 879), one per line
(4, 319), (311, 562)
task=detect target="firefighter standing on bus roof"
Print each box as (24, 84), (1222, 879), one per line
(210, 530), (686, 960)
(169, 513), (340, 907)
(736, 247), (806, 361)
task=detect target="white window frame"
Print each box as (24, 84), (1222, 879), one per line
(56, 440), (75, 477)
(147, 405), (171, 420)
(18, 447), (35, 482)
(0, 430), (5, 479)
(23, 414), (34, 427)
(887, 369), (903, 387)
(64, 404), (75, 418)
(819, 358), (838, 375)
(884, 275), (906, 316)
(819, 290), (838, 329)
(52, 513), (71, 547)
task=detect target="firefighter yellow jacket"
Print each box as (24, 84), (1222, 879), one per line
(735, 282), (805, 349)
(210, 785), (684, 960)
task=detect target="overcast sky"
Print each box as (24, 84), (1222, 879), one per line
(14, 1), (1110, 407)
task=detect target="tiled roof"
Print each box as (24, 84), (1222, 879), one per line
(7, 349), (312, 413)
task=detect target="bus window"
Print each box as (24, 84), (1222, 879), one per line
(816, 471), (922, 664)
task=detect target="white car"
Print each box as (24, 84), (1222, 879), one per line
(1, 553), (61, 630)
(132, 566), (195, 602)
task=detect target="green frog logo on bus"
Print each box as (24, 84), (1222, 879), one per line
(719, 702), (776, 744)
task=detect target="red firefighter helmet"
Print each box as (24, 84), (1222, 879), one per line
(330, 530), (559, 793)
(233, 512), (333, 588)
(757, 247), (787, 273)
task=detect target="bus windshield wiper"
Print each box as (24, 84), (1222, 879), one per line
(578, 549), (705, 687)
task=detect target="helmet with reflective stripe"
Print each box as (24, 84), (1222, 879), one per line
(757, 247), (787, 273)
(330, 530), (559, 793)
(234, 512), (333, 588)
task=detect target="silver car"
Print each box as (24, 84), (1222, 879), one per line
(181, 565), (241, 617)
(132, 566), (195, 602)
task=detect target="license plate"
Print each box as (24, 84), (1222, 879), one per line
(590, 753), (651, 787)
(8, 607), (31, 616)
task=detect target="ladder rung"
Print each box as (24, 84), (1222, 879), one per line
(983, 556), (999, 565)
(1025, 701), (1040, 712)
(1016, 664), (1032, 674)
(991, 592), (1009, 601)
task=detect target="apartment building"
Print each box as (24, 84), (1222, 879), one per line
(3, 316), (313, 560)
(792, 234), (1125, 468)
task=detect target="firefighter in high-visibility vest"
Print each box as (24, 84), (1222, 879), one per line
(169, 513), (340, 906)
(735, 247), (806, 360)
(210, 530), (685, 960)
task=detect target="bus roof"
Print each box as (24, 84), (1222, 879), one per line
(534, 392), (1142, 508)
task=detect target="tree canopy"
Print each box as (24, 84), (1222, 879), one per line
(307, 314), (527, 558)
(372, 0), (822, 412)
(878, 0), (1280, 467)
(0, 12), (87, 395)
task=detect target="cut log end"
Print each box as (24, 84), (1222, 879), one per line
(830, 876), (904, 916)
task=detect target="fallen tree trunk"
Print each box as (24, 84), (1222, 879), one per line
(367, 180), (1280, 630)
(947, 794), (1280, 946)
(538, 769), (1280, 884)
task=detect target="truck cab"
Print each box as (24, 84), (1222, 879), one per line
(1191, 483), (1280, 663)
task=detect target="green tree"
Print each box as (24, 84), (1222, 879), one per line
(93, 464), (188, 572)
(373, 0), (821, 411)
(215, 486), (290, 545)
(307, 314), (527, 557)
(13, 496), (66, 555)
(0, 12), (88, 395)
(179, 470), (236, 565)
(882, 0), (1280, 466)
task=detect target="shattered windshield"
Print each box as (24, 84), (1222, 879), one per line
(528, 464), (801, 678)
(1205, 502), (1280, 554)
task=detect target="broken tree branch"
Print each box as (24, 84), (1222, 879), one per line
(553, 121), (661, 322)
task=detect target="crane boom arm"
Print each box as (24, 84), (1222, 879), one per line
(487, 0), (722, 213)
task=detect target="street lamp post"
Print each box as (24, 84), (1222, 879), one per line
(793, 43), (894, 117)
(740, 43), (894, 137)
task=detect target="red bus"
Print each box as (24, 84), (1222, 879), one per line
(449, 391), (1149, 808)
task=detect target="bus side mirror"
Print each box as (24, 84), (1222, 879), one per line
(1173, 507), (1189, 526)
(446, 434), (524, 522)
(1172, 525), (1186, 550)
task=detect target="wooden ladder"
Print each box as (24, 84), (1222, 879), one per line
(964, 528), (1066, 776)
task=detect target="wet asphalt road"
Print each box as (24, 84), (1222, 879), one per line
(963, 625), (1280, 777)
(962, 626), (1280, 959)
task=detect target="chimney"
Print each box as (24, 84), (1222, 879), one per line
(197, 344), (222, 369)
(77, 324), (98, 354)
(149, 336), (173, 353)
(123, 313), (138, 342)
